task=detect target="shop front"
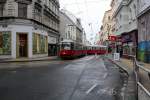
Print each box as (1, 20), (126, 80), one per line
(48, 36), (58, 56)
(116, 35), (123, 57)
(121, 30), (138, 58)
(0, 25), (48, 59)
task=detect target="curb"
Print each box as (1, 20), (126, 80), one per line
(104, 56), (130, 100)
(0, 58), (59, 63)
(105, 57), (129, 76)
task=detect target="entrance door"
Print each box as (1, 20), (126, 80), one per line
(18, 34), (28, 57)
(48, 44), (57, 56)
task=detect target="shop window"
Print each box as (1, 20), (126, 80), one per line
(18, 3), (27, 18)
(0, 33), (3, 48)
(33, 33), (48, 54)
(0, 32), (11, 55)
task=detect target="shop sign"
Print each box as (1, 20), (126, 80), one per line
(122, 34), (132, 43)
(48, 36), (57, 44)
(108, 35), (117, 41)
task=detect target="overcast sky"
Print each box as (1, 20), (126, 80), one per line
(59, 0), (111, 44)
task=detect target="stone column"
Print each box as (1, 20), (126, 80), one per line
(11, 30), (16, 58)
(28, 31), (33, 58)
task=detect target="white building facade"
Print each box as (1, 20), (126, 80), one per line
(111, 0), (138, 56)
(0, 0), (60, 58)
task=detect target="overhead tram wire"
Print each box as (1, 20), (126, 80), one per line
(62, 0), (99, 44)
(75, 0), (81, 13)
(62, 0), (102, 6)
(84, 0), (92, 42)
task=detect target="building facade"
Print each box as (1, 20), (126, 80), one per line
(137, 0), (150, 62)
(111, 0), (138, 56)
(0, 0), (60, 58)
(59, 9), (83, 44)
(100, 9), (113, 45)
(59, 10), (76, 42)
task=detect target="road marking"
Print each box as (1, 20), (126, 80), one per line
(64, 65), (73, 69)
(100, 59), (107, 71)
(86, 83), (98, 94)
(103, 73), (108, 79)
(10, 71), (17, 74)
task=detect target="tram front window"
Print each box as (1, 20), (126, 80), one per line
(61, 43), (71, 50)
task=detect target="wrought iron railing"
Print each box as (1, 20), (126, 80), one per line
(129, 55), (150, 100)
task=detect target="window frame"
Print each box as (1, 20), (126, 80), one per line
(18, 3), (28, 18)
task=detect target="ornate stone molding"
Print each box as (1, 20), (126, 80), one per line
(15, 0), (32, 4)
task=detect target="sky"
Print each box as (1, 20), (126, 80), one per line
(59, 0), (111, 44)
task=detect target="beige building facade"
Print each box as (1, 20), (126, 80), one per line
(100, 9), (113, 45)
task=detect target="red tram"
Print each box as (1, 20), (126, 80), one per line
(59, 39), (107, 59)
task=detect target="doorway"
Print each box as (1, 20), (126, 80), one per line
(48, 44), (57, 56)
(17, 33), (28, 57)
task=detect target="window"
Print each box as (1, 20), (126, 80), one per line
(0, 32), (11, 55)
(119, 14), (121, 19)
(0, 33), (3, 48)
(18, 3), (27, 18)
(108, 16), (110, 20)
(33, 33), (48, 54)
(129, 8), (132, 20)
(0, 4), (4, 17)
(50, 1), (52, 10)
(34, 3), (42, 22)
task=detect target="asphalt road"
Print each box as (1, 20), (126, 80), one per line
(0, 56), (127, 100)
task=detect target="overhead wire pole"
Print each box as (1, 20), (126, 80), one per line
(88, 23), (95, 45)
(84, 0), (93, 45)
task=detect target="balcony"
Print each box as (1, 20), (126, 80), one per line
(15, 0), (32, 4)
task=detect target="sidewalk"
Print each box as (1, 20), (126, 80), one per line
(0, 56), (58, 63)
(106, 54), (150, 99)
(120, 58), (150, 91)
(106, 54), (137, 100)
